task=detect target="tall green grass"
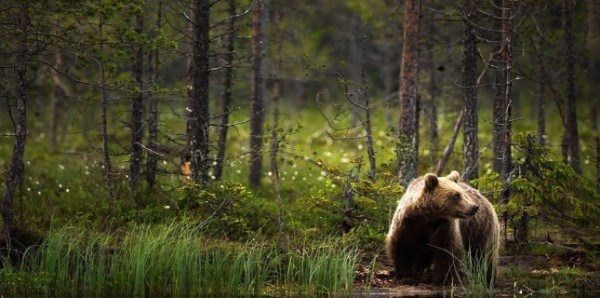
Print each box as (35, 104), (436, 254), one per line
(9, 222), (359, 297)
(457, 249), (496, 296)
(444, 247), (497, 297)
(277, 243), (359, 295)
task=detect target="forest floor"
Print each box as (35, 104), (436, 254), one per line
(354, 244), (600, 297)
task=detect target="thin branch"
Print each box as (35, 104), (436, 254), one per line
(137, 142), (165, 157)
(435, 111), (464, 176)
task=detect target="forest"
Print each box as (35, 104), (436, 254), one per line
(0, 0), (600, 296)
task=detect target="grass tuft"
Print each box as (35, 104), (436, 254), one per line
(7, 222), (360, 296)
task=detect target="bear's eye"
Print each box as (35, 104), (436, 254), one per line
(452, 193), (461, 201)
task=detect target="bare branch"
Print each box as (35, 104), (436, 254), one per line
(435, 111), (464, 176)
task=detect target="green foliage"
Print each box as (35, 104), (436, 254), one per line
(525, 243), (580, 257)
(473, 133), (600, 243)
(499, 263), (592, 296)
(178, 182), (274, 239)
(299, 158), (402, 247)
(0, 258), (48, 297)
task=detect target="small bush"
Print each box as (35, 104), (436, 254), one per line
(178, 182), (274, 239)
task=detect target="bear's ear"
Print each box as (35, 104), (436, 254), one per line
(446, 170), (460, 182)
(423, 173), (438, 191)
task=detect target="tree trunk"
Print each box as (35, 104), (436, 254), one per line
(588, 0), (598, 135)
(349, 15), (363, 127)
(272, 142), (287, 253)
(515, 211), (529, 243)
(190, 0), (211, 185)
(270, 7), (282, 176)
(382, 44), (396, 130)
(516, 135), (536, 243)
(589, 0), (599, 190)
(146, 0), (162, 188)
(130, 12), (144, 194)
(50, 53), (66, 150)
(397, 0), (421, 187)
(364, 85), (377, 182)
(358, 27), (377, 182)
(424, 2), (439, 170)
(491, 0), (513, 244)
(562, 0), (582, 175)
(492, 0), (505, 175)
(462, 0), (479, 182)
(249, 0), (268, 188)
(2, 3), (29, 237)
(537, 82), (546, 146)
(499, 0), (513, 244)
(597, 136), (600, 191)
(99, 17), (115, 202)
(214, 0), (236, 181)
(270, 6), (286, 253)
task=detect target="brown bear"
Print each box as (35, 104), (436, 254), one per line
(385, 171), (500, 285)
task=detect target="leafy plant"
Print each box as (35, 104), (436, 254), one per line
(178, 182), (273, 239)
(473, 133), (600, 245)
(0, 257), (48, 297)
(299, 158), (402, 246)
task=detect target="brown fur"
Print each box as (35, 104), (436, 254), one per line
(385, 171), (500, 285)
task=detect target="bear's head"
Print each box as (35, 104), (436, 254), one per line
(421, 171), (479, 219)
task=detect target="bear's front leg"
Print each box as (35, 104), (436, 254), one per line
(430, 247), (460, 285)
(429, 224), (465, 285)
(391, 242), (418, 280)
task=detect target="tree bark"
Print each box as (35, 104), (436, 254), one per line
(146, 0), (162, 188)
(597, 136), (600, 191)
(214, 0), (236, 181)
(562, 0), (582, 175)
(588, 0), (599, 190)
(596, 135), (600, 191)
(462, 0), (479, 182)
(99, 16), (115, 202)
(424, 2), (439, 170)
(130, 12), (144, 194)
(190, 0), (211, 185)
(498, 0), (513, 245)
(492, 0), (506, 175)
(249, 0), (268, 188)
(588, 0), (598, 135)
(2, 3), (29, 237)
(397, 0), (421, 187)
